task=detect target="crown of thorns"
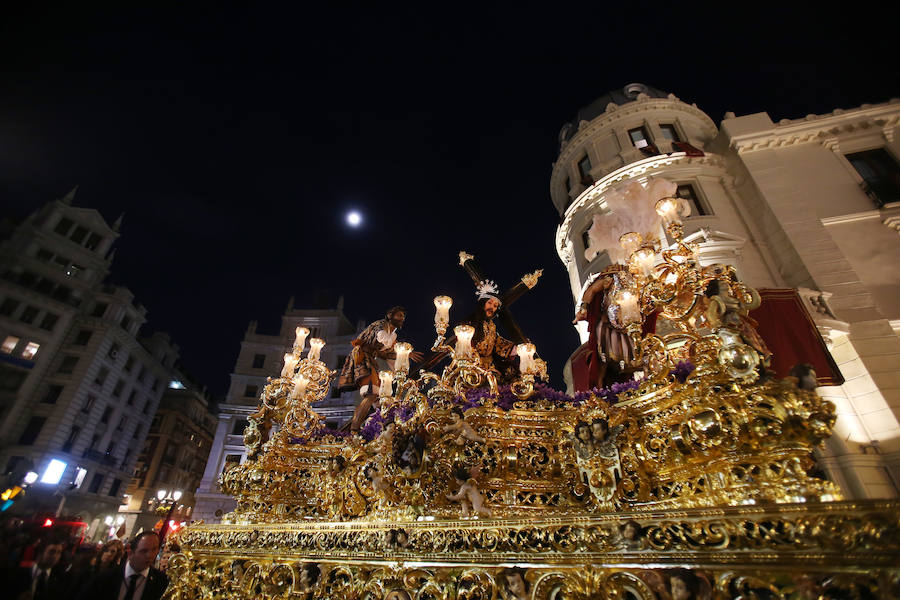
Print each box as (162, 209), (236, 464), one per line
(475, 280), (501, 302)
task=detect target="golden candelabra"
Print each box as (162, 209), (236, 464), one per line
(165, 216), (900, 599)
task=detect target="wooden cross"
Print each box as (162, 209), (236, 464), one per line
(413, 251), (542, 375)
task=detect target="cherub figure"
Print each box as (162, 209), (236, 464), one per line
(442, 407), (486, 446)
(572, 421), (594, 459)
(620, 519), (643, 550)
(364, 463), (395, 505)
(498, 567), (529, 600)
(295, 562), (320, 599)
(447, 466), (492, 518)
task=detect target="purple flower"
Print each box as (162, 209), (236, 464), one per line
(670, 359), (695, 383)
(360, 411), (385, 442)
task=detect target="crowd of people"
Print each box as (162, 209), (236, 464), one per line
(0, 519), (176, 600)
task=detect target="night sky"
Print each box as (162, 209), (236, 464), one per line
(1, 5), (896, 398)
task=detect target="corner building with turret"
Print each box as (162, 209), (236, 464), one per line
(553, 83), (900, 500)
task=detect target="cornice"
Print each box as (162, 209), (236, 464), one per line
(554, 96), (718, 175)
(728, 100), (900, 154)
(555, 153), (727, 261)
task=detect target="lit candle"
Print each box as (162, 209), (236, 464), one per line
(281, 353), (297, 378)
(516, 342), (536, 375)
(631, 247), (656, 278)
(394, 342), (413, 373)
(619, 232), (642, 256)
(434, 296), (452, 327)
(307, 338), (325, 362)
(293, 326), (310, 354)
(290, 374), (309, 399)
(615, 290), (641, 325)
(379, 370), (394, 398)
(454, 324), (475, 358)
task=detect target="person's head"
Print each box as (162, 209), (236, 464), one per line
(386, 306), (407, 329)
(450, 407), (464, 422)
(500, 567), (528, 596)
(669, 569), (701, 600)
(591, 418), (608, 441)
(395, 528), (408, 547)
(453, 466), (470, 483)
(98, 539), (124, 566)
(364, 464), (377, 479)
(36, 541), (64, 570)
(621, 520), (641, 541)
(299, 562), (320, 588)
(575, 422), (591, 442)
(128, 531), (160, 571)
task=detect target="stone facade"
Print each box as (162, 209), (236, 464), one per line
(119, 370), (216, 536)
(553, 84), (900, 499)
(193, 299), (360, 522)
(0, 190), (180, 535)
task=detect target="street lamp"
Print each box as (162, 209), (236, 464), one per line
(155, 489), (182, 542)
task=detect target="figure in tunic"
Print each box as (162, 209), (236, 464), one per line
(339, 306), (423, 432)
(574, 264), (647, 388)
(704, 272), (771, 366)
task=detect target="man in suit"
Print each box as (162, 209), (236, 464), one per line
(5, 538), (69, 600)
(77, 531), (168, 600)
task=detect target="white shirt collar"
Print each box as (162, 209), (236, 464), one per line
(32, 564), (51, 578)
(124, 560), (150, 580)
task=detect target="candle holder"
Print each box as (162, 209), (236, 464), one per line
(629, 246), (657, 279)
(280, 353), (298, 378)
(619, 232), (643, 256)
(655, 197), (690, 241)
(307, 338), (325, 363)
(433, 295), (453, 349)
(394, 342), (413, 376)
(453, 324), (475, 359)
(293, 326), (310, 356)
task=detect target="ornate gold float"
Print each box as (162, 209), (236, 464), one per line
(166, 215), (900, 599)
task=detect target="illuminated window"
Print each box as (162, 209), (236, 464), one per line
(628, 126), (651, 149)
(1, 336), (19, 354)
(675, 184), (708, 216)
(40, 459), (67, 484)
(659, 123), (681, 142)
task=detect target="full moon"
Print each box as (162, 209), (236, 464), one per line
(346, 211), (362, 227)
